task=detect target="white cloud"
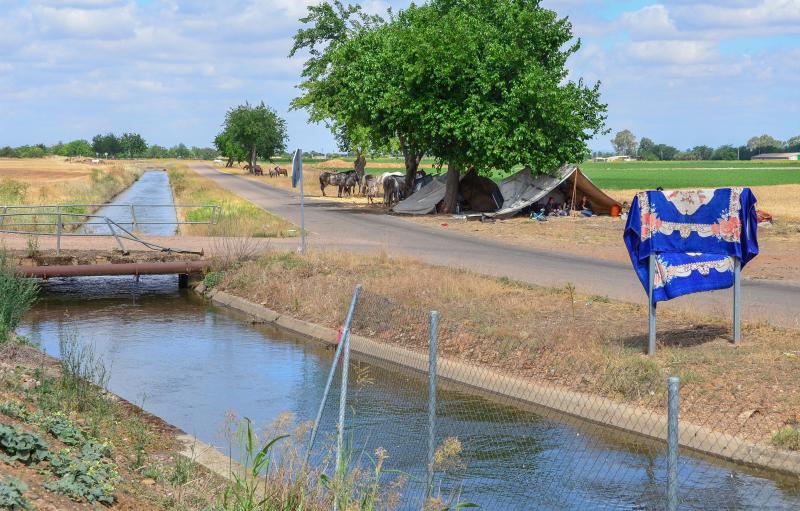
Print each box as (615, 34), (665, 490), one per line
(619, 4), (677, 39)
(625, 40), (717, 65)
(31, 3), (138, 40)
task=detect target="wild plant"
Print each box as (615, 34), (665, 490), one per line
(0, 476), (30, 510)
(0, 250), (39, 343)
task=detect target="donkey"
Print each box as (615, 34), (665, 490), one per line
(383, 175), (403, 207)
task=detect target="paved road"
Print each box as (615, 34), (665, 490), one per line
(191, 163), (800, 330)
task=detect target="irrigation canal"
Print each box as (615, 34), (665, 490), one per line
(16, 170), (800, 510)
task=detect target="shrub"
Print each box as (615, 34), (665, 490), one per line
(602, 355), (664, 400)
(0, 424), (50, 465)
(0, 180), (28, 204)
(45, 440), (118, 504)
(0, 252), (39, 343)
(0, 476), (30, 510)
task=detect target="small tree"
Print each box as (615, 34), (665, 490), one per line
(214, 130), (247, 167)
(222, 102), (287, 170)
(612, 130), (637, 156)
(747, 134), (784, 153)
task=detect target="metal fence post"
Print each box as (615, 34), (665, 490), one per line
(130, 205), (138, 231)
(648, 255), (657, 356)
(733, 258), (741, 344)
(667, 376), (680, 511)
(426, 310), (439, 499)
(333, 285), (362, 510)
(56, 207), (62, 255)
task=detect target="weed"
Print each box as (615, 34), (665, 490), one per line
(42, 412), (85, 446)
(46, 440), (119, 504)
(564, 283), (576, 320)
(0, 251), (39, 343)
(24, 237), (38, 259)
(0, 476), (30, 510)
(0, 180), (28, 204)
(128, 415), (149, 470)
(588, 294), (610, 304)
(602, 356), (664, 400)
(0, 424), (50, 465)
(0, 401), (35, 423)
(772, 426), (800, 451)
(57, 329), (110, 413)
(203, 271), (225, 289)
(142, 466), (161, 482)
(169, 456), (193, 486)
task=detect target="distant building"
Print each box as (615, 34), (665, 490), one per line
(752, 152), (800, 161)
(593, 155), (637, 162)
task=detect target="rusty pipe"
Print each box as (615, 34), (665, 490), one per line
(15, 261), (210, 279)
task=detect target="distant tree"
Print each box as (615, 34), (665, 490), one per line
(712, 145), (738, 160)
(222, 102), (288, 170)
(91, 133), (121, 157)
(652, 143), (679, 161)
(169, 143), (191, 159)
(191, 147), (218, 160)
(119, 132), (148, 158)
(638, 137), (659, 160)
(214, 130), (247, 167)
(0, 147), (17, 157)
(55, 139), (92, 157)
(747, 134), (784, 153)
(690, 145), (714, 160)
(786, 135), (800, 152)
(16, 145), (47, 158)
(612, 130), (637, 156)
(145, 145), (167, 158)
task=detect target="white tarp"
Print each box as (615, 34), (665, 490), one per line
(391, 174), (448, 215)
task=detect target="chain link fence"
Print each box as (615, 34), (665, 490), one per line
(305, 285), (800, 510)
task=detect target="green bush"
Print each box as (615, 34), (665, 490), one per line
(0, 424), (50, 465)
(772, 426), (800, 451)
(0, 476), (30, 510)
(0, 252), (39, 343)
(0, 180), (28, 205)
(45, 440), (118, 504)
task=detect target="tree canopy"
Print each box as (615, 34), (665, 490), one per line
(220, 102), (288, 169)
(292, 0), (607, 211)
(612, 130), (637, 156)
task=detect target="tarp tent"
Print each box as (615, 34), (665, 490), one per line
(393, 164), (621, 217)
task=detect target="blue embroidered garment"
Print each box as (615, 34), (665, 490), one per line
(624, 188), (759, 304)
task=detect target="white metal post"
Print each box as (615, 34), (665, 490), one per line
(648, 255), (657, 356)
(667, 376), (680, 511)
(733, 257), (741, 344)
(56, 207), (62, 255)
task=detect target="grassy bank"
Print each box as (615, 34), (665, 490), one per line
(207, 250), (800, 450)
(167, 163), (297, 238)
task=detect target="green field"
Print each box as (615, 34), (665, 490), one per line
(580, 161), (800, 190)
(306, 157), (800, 189)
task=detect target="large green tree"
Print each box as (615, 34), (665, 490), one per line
(214, 129), (247, 167)
(91, 133), (122, 157)
(221, 102), (288, 170)
(292, 0), (606, 210)
(612, 130), (637, 157)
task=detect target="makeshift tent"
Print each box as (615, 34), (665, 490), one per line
(393, 164), (621, 217)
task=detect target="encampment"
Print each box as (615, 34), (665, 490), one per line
(392, 164), (621, 217)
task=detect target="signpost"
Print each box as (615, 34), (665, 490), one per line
(292, 149), (306, 254)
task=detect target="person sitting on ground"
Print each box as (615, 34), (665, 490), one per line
(544, 197), (558, 216)
(580, 196), (593, 217)
(620, 201), (630, 219)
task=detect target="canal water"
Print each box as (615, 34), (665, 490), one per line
(80, 169), (177, 236)
(17, 173), (800, 509)
(18, 278), (800, 510)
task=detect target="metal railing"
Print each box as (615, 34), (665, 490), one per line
(0, 203), (219, 255)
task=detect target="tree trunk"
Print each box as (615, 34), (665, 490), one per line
(249, 147), (257, 172)
(226, 156), (233, 167)
(442, 162), (460, 214)
(399, 135), (423, 195)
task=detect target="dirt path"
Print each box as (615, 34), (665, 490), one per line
(187, 163), (800, 330)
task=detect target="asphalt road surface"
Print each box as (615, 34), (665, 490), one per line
(190, 163), (800, 330)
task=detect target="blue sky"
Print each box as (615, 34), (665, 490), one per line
(0, 0), (798, 153)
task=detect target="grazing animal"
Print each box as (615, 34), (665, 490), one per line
(378, 172), (404, 187)
(383, 175), (404, 207)
(244, 163), (263, 175)
(268, 166), (278, 178)
(275, 166), (288, 177)
(364, 175), (378, 204)
(341, 172), (361, 197)
(319, 171), (355, 197)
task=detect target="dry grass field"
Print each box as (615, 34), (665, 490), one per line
(0, 157), (139, 205)
(213, 250), (800, 448)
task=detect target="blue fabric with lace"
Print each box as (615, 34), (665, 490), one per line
(624, 188), (759, 304)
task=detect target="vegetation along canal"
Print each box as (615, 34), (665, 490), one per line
(17, 277), (800, 510)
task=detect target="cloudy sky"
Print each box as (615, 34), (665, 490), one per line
(1, 0), (798, 152)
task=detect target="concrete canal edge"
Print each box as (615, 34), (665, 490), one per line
(202, 286), (800, 476)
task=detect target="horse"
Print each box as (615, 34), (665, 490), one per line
(275, 167), (288, 177)
(383, 175), (404, 207)
(244, 163), (263, 175)
(319, 171), (354, 197)
(363, 174), (378, 204)
(341, 172), (361, 197)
